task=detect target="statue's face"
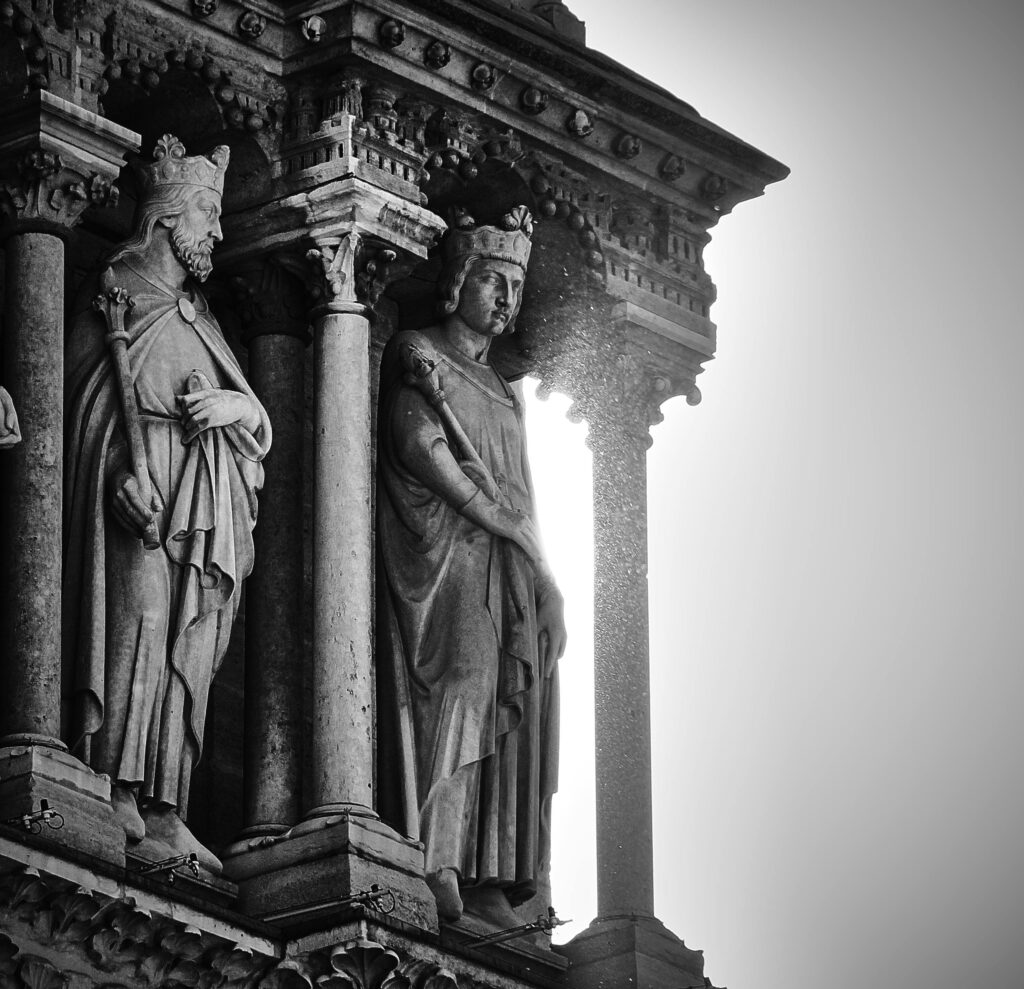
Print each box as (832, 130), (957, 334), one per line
(456, 259), (524, 337)
(169, 189), (223, 282)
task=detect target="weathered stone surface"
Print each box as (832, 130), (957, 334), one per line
(222, 815), (437, 932)
(560, 915), (711, 989)
(0, 746), (124, 867)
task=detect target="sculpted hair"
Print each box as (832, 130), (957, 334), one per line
(435, 252), (480, 318)
(105, 183), (197, 266)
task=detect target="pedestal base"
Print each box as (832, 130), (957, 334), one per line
(558, 915), (712, 989)
(222, 813), (438, 932)
(0, 744), (126, 868)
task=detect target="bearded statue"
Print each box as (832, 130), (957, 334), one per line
(63, 135), (272, 873)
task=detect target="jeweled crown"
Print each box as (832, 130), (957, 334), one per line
(139, 134), (230, 196)
(443, 205), (533, 269)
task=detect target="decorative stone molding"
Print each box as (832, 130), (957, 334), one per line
(191, 0), (216, 17)
(378, 19), (405, 50)
(0, 865), (286, 989)
(300, 16), (326, 45)
(659, 154), (686, 182)
(469, 63), (496, 92)
(237, 10), (267, 40)
(100, 44), (277, 134)
(423, 41), (451, 70)
(614, 133), (643, 160)
(0, 148), (122, 234)
(519, 86), (548, 115)
(565, 108), (594, 139)
(300, 235), (398, 315)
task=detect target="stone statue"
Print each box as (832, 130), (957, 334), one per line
(0, 387), (20, 447)
(63, 135), (271, 873)
(376, 206), (566, 924)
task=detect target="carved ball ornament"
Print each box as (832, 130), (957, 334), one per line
(660, 154), (686, 181)
(191, 0), (216, 16)
(701, 173), (729, 202)
(300, 15), (326, 43)
(470, 62), (496, 91)
(566, 108), (594, 139)
(379, 19), (405, 49)
(424, 40), (451, 69)
(520, 86), (549, 115)
(615, 133), (643, 159)
(237, 10), (266, 39)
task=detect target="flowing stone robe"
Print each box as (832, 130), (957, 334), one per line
(377, 328), (558, 907)
(63, 262), (271, 812)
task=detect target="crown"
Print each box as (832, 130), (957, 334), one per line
(139, 134), (230, 196)
(443, 205), (533, 269)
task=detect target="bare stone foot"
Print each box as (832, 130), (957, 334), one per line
(427, 868), (463, 922)
(111, 784), (145, 843)
(140, 806), (222, 875)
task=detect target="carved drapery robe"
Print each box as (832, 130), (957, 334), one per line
(63, 263), (270, 811)
(377, 328), (558, 906)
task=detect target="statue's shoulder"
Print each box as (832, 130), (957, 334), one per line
(389, 327), (439, 352)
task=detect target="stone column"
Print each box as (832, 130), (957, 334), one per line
(588, 408), (657, 919)
(305, 233), (375, 819)
(0, 92), (139, 864)
(562, 355), (708, 988)
(231, 261), (310, 839)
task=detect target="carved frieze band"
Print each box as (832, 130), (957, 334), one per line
(0, 867), (508, 989)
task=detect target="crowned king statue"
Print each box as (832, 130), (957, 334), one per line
(376, 206), (566, 925)
(63, 135), (271, 872)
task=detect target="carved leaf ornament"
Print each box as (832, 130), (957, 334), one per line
(320, 940), (399, 989)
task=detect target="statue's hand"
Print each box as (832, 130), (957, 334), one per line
(110, 468), (163, 538)
(487, 504), (544, 563)
(178, 388), (259, 443)
(0, 386), (21, 448)
(536, 580), (567, 671)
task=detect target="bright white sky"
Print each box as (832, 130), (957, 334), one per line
(526, 2), (1024, 988)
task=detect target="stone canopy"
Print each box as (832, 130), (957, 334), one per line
(0, 2), (787, 989)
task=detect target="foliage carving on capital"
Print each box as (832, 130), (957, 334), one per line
(0, 151), (119, 230)
(16, 956), (66, 989)
(380, 959), (457, 989)
(301, 234), (401, 314)
(539, 347), (693, 450)
(319, 940), (400, 989)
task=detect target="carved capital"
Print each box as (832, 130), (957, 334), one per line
(229, 259), (312, 345)
(0, 91), (139, 235)
(301, 234), (398, 316)
(539, 347), (689, 452)
(320, 939), (399, 989)
(0, 150), (119, 231)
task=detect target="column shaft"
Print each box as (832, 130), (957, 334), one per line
(309, 307), (374, 816)
(0, 231), (66, 746)
(591, 429), (655, 917)
(243, 333), (305, 832)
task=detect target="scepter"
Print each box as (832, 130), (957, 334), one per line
(399, 337), (558, 591)
(93, 267), (161, 550)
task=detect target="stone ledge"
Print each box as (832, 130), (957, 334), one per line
(558, 914), (714, 989)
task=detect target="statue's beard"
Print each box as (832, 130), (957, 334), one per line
(171, 224), (215, 282)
